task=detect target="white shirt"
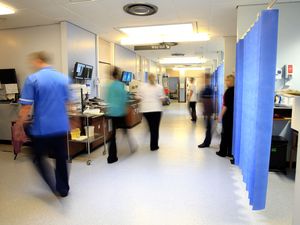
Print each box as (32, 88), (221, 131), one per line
(188, 83), (197, 102)
(138, 83), (164, 113)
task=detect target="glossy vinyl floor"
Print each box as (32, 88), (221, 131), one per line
(0, 102), (294, 225)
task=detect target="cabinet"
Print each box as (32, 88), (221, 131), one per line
(68, 113), (113, 165)
(126, 101), (142, 128)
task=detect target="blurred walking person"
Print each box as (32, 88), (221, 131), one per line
(138, 73), (164, 151)
(198, 74), (214, 148)
(106, 67), (134, 163)
(17, 51), (70, 197)
(187, 77), (197, 122)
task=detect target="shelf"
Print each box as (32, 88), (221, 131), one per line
(276, 90), (300, 98)
(69, 133), (104, 143)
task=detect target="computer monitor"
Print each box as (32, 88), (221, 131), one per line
(84, 64), (93, 80)
(121, 71), (133, 84)
(73, 62), (86, 79)
(0, 69), (17, 84)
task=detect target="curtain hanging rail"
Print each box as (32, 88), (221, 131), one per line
(267, 0), (277, 9)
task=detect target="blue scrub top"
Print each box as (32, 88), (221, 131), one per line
(19, 66), (70, 136)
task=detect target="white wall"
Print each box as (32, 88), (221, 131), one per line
(224, 36), (236, 76)
(0, 24), (62, 88)
(62, 22), (97, 97)
(292, 97), (300, 225)
(98, 38), (113, 99)
(237, 2), (300, 90)
(114, 44), (136, 74)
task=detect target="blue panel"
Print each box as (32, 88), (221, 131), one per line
(233, 9), (279, 210)
(232, 40), (244, 165)
(251, 9), (278, 210)
(217, 64), (224, 115)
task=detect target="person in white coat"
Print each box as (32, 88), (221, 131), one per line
(138, 73), (165, 151)
(187, 77), (197, 122)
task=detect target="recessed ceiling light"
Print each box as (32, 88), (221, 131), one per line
(0, 3), (15, 15)
(159, 57), (207, 65)
(120, 23), (193, 36)
(173, 67), (205, 71)
(123, 3), (158, 16)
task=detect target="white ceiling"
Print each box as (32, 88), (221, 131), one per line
(0, 0), (297, 66)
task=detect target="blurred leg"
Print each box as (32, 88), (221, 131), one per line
(144, 113), (155, 150)
(31, 136), (56, 193)
(203, 116), (212, 146)
(190, 102), (197, 121)
(216, 121), (228, 157)
(108, 117), (118, 163)
(52, 135), (69, 196)
(151, 112), (162, 150)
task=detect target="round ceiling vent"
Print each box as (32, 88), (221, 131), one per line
(123, 3), (158, 16)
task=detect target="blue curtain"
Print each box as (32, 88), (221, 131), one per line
(232, 9), (279, 210)
(211, 64), (224, 116)
(216, 64), (224, 115)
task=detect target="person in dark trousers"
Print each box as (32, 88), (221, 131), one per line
(17, 51), (70, 197)
(187, 77), (197, 122)
(198, 74), (214, 148)
(137, 73), (164, 151)
(216, 74), (235, 159)
(106, 67), (134, 163)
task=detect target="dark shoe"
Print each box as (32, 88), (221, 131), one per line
(230, 158), (235, 165)
(150, 147), (159, 151)
(54, 190), (69, 198)
(107, 157), (118, 164)
(216, 151), (226, 157)
(198, 143), (209, 148)
(227, 154), (234, 158)
(59, 191), (69, 197)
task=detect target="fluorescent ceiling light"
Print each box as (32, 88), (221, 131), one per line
(119, 23), (209, 45)
(121, 33), (209, 45)
(120, 23), (194, 36)
(173, 67), (205, 71)
(159, 57), (207, 65)
(0, 3), (15, 15)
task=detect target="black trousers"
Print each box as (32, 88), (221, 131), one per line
(108, 116), (130, 162)
(31, 135), (69, 195)
(189, 102), (197, 121)
(219, 117), (233, 156)
(143, 112), (162, 150)
(203, 115), (212, 146)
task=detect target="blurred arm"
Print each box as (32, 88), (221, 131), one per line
(16, 105), (32, 126)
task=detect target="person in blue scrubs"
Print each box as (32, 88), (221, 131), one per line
(17, 51), (70, 197)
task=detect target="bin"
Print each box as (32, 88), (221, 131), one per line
(84, 126), (95, 137)
(269, 135), (288, 173)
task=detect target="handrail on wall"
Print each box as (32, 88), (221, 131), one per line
(267, 0), (277, 9)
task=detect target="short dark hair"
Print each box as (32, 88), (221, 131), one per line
(29, 51), (51, 63)
(112, 66), (121, 79)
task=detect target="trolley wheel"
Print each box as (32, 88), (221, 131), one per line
(87, 160), (92, 165)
